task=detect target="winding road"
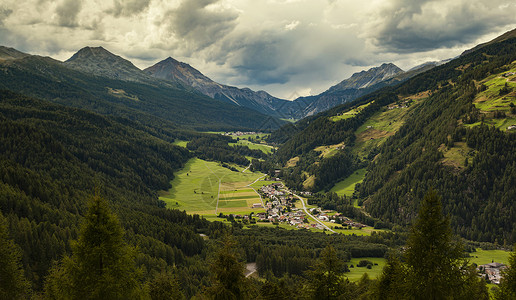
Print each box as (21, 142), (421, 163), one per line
(292, 193), (336, 233)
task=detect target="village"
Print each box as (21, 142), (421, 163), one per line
(252, 182), (367, 231)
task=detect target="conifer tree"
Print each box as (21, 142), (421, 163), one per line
(404, 189), (464, 299)
(371, 253), (406, 300)
(147, 270), (183, 300)
(205, 236), (248, 300)
(44, 194), (144, 299)
(0, 211), (31, 299)
(404, 189), (487, 299)
(303, 245), (356, 299)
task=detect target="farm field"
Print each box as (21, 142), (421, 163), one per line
(159, 158), (266, 215)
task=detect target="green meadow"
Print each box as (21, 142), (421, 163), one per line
(468, 248), (512, 266)
(345, 257), (386, 281)
(330, 168), (367, 198)
(159, 158), (266, 214)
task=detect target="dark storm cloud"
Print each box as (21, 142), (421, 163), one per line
(167, 0), (239, 51)
(370, 0), (516, 53)
(55, 0), (82, 27)
(107, 0), (151, 17)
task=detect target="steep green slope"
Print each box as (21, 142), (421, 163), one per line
(273, 36), (516, 244)
(0, 54), (282, 131)
(0, 90), (218, 291)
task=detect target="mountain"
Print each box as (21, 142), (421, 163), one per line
(144, 57), (289, 116)
(285, 63), (405, 118)
(329, 63), (404, 92)
(461, 27), (516, 56)
(0, 46), (283, 131)
(272, 32), (516, 244)
(64, 46), (180, 87)
(0, 46), (30, 60)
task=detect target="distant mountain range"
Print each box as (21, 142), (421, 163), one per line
(0, 46), (279, 131)
(144, 57), (443, 120)
(0, 44), (447, 123)
(144, 57), (289, 117)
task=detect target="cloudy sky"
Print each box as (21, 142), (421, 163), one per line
(1, 0), (516, 99)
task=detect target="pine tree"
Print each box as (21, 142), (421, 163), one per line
(44, 194), (144, 299)
(205, 236), (248, 300)
(303, 245), (356, 299)
(404, 189), (487, 299)
(147, 270), (183, 300)
(371, 253), (406, 300)
(0, 211), (31, 299)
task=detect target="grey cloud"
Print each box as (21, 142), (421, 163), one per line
(167, 0), (238, 51)
(55, 0), (82, 27)
(0, 8), (13, 26)
(210, 22), (367, 87)
(370, 0), (516, 53)
(107, 0), (151, 17)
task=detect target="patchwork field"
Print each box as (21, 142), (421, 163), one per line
(159, 158), (267, 215)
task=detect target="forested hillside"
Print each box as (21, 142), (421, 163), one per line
(0, 53), (281, 131)
(0, 90), (220, 292)
(273, 36), (516, 244)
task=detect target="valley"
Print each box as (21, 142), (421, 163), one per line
(1, 25), (516, 299)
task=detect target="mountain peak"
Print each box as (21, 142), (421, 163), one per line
(64, 46), (144, 81)
(330, 63), (404, 92)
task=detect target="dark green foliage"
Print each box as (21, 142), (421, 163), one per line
(371, 190), (489, 299)
(0, 91), (214, 294)
(303, 245), (357, 300)
(205, 237), (249, 300)
(0, 55), (282, 131)
(371, 253), (406, 300)
(404, 189), (465, 299)
(234, 226), (395, 278)
(44, 194), (145, 299)
(147, 270), (184, 300)
(0, 211), (31, 299)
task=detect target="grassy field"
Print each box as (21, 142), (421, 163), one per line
(159, 158), (266, 214)
(345, 257), (386, 281)
(230, 140), (274, 154)
(172, 140), (189, 147)
(467, 248), (512, 266)
(330, 102), (374, 122)
(468, 65), (516, 130)
(330, 168), (367, 197)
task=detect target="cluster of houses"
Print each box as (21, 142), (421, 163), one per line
(478, 262), (507, 285)
(222, 131), (260, 137)
(310, 210), (367, 229)
(253, 183), (325, 229)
